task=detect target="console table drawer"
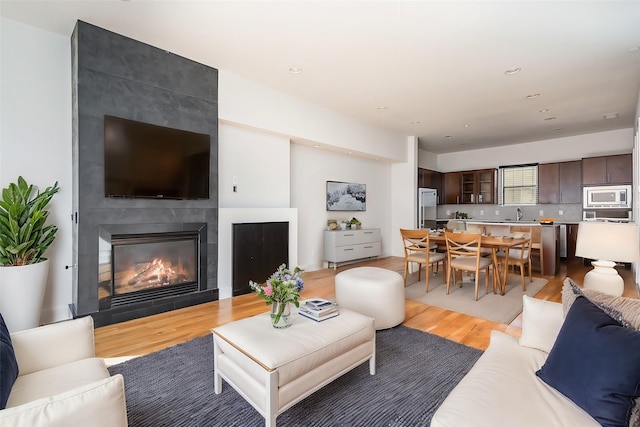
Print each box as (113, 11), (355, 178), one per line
(334, 229), (380, 246)
(332, 242), (381, 262)
(324, 228), (381, 269)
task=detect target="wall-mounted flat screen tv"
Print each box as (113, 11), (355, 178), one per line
(104, 115), (210, 200)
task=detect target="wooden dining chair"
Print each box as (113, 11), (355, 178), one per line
(400, 229), (446, 292)
(529, 227), (544, 274)
(496, 233), (532, 291)
(511, 225), (543, 274)
(444, 232), (493, 301)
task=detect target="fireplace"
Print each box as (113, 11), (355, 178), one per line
(107, 232), (199, 307)
(95, 223), (209, 322)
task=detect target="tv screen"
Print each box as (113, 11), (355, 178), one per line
(104, 115), (210, 200)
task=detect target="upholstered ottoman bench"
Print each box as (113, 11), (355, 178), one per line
(212, 308), (375, 427)
(335, 267), (405, 330)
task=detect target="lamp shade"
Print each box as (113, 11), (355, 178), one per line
(575, 222), (640, 262)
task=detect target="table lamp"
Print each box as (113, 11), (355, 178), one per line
(575, 221), (640, 296)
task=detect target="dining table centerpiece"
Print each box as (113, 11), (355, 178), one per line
(249, 264), (304, 328)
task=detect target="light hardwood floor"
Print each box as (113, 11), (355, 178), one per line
(94, 256), (636, 359)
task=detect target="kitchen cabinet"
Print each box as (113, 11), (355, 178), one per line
(324, 228), (381, 269)
(537, 163), (559, 204)
(541, 225), (560, 276)
(418, 168), (443, 204)
(538, 161), (582, 204)
(461, 169), (495, 204)
(566, 224), (579, 259)
(582, 154), (632, 185)
(444, 172), (462, 204)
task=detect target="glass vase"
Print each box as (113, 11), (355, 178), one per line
(270, 301), (291, 329)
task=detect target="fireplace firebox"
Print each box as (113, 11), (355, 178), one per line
(98, 223), (207, 312)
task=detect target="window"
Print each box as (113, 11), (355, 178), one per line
(499, 164), (538, 205)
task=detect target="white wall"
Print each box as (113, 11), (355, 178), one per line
(290, 144), (393, 270)
(436, 128), (634, 172)
(391, 137), (420, 256)
(418, 148), (438, 170)
(218, 123), (290, 208)
(218, 70), (408, 163)
(0, 18), (73, 324)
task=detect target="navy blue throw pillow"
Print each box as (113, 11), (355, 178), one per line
(536, 297), (640, 427)
(0, 313), (19, 409)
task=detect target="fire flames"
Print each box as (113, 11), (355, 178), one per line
(128, 258), (176, 287)
(115, 257), (192, 295)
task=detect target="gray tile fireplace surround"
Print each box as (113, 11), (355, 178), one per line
(71, 21), (219, 326)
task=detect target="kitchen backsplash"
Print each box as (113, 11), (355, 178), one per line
(437, 204), (583, 223)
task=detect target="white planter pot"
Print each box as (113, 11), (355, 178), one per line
(0, 259), (49, 332)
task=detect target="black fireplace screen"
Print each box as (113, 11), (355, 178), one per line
(112, 234), (198, 296)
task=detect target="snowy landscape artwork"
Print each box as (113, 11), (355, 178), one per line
(326, 181), (366, 211)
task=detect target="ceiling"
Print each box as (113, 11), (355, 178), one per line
(2, 1), (640, 154)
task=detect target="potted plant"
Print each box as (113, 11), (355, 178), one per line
(350, 217), (361, 229)
(0, 176), (60, 332)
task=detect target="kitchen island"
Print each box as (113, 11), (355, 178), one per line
(464, 221), (559, 276)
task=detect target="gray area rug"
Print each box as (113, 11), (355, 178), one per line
(109, 325), (481, 426)
(405, 271), (547, 324)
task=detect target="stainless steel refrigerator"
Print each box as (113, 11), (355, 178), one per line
(418, 188), (437, 229)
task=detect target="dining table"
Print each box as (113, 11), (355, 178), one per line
(427, 233), (530, 295)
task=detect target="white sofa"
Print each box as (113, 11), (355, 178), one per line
(0, 316), (128, 427)
(431, 295), (600, 427)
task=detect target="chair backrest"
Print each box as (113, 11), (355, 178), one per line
(511, 225), (540, 245)
(400, 228), (431, 257)
(508, 226), (533, 261)
(444, 232), (483, 258)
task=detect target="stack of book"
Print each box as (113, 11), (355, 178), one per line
(298, 298), (339, 322)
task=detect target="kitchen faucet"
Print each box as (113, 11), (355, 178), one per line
(516, 207), (523, 222)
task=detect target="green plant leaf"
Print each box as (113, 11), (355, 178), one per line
(0, 177), (59, 266)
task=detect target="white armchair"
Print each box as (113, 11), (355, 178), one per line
(0, 316), (128, 427)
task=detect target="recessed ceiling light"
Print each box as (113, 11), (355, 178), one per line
(348, 151), (353, 155)
(313, 144), (320, 148)
(526, 93), (541, 99)
(603, 112), (619, 120)
(377, 106), (388, 112)
(504, 67), (522, 75)
(544, 117), (557, 121)
(628, 46), (640, 53)
(463, 124), (471, 128)
(410, 121), (421, 125)
(289, 67), (303, 74)
(539, 108), (549, 113)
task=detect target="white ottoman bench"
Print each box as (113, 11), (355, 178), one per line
(212, 308), (375, 427)
(335, 266), (405, 330)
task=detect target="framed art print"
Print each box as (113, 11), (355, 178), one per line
(326, 181), (366, 211)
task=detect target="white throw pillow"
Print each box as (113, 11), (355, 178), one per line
(519, 295), (564, 353)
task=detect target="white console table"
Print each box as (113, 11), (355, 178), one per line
(324, 228), (381, 270)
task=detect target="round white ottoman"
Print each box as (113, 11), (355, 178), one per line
(335, 267), (405, 330)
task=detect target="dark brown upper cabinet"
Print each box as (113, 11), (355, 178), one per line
(582, 154), (632, 185)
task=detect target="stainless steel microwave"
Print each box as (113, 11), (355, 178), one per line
(583, 185), (632, 209)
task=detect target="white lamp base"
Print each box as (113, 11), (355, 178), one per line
(582, 260), (624, 296)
